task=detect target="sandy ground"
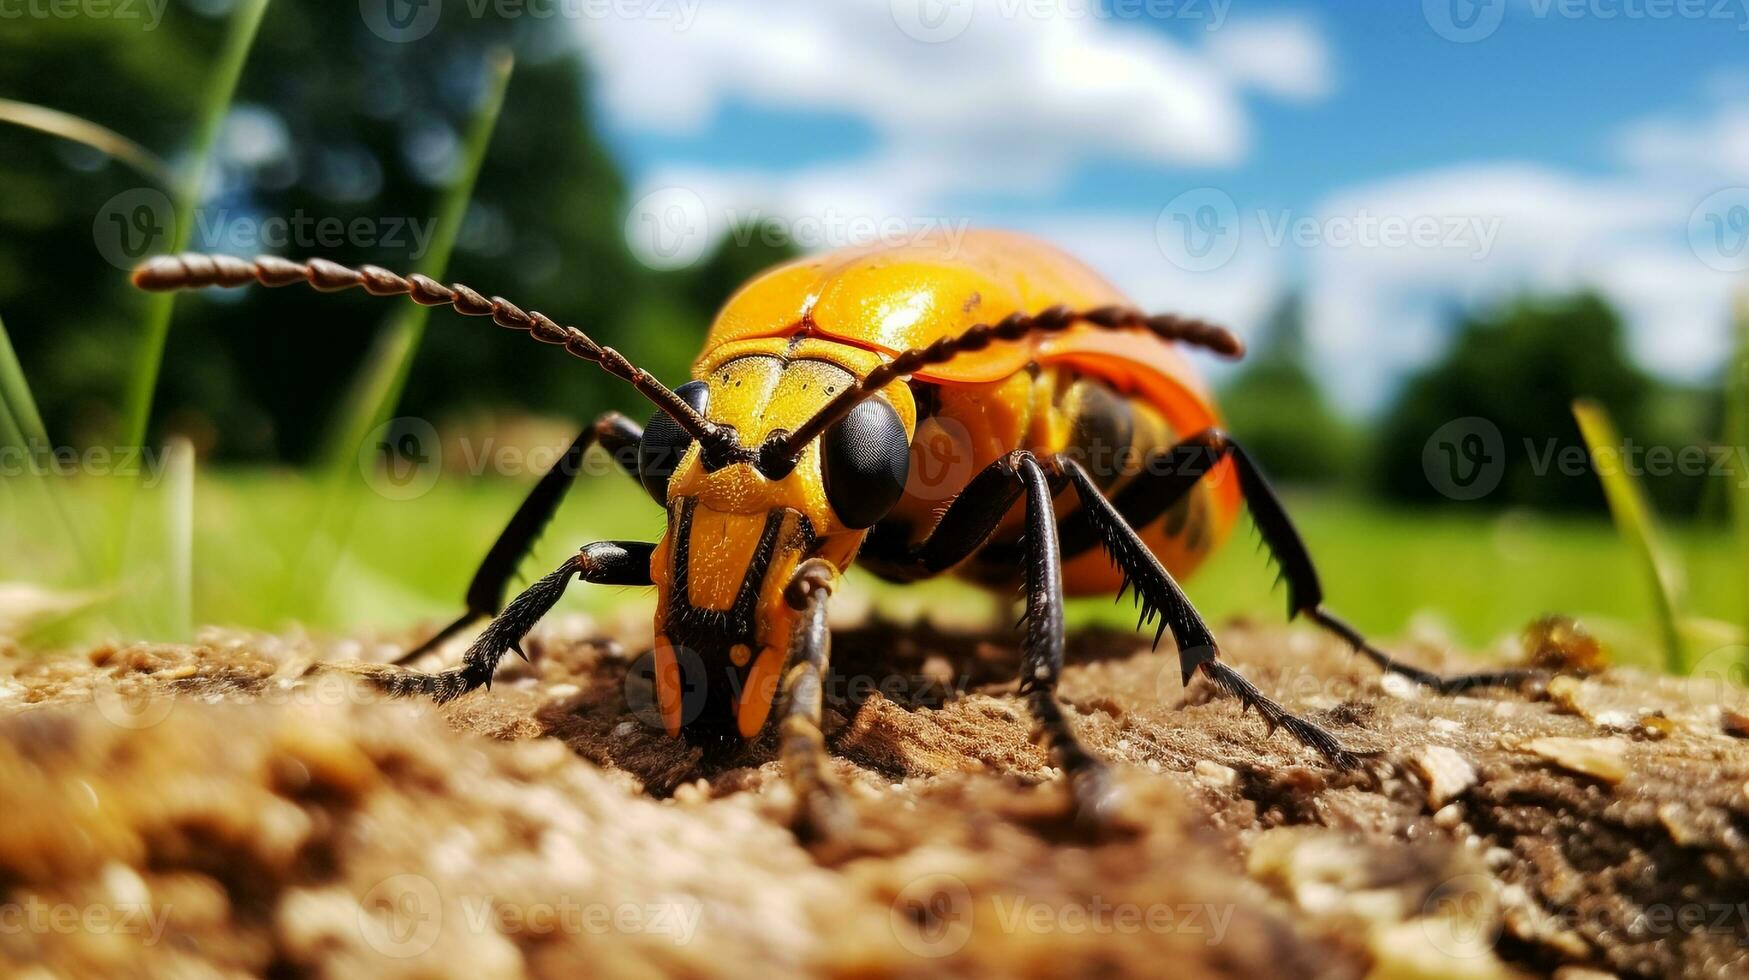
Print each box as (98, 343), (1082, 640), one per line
(0, 608), (1746, 979)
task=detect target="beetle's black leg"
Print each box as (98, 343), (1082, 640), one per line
(1061, 429), (1541, 695)
(855, 452), (1118, 819)
(855, 453), (1028, 578)
(1015, 454), (1118, 827)
(356, 541), (655, 701)
(1058, 458), (1362, 770)
(778, 558), (855, 845)
(396, 413), (644, 665)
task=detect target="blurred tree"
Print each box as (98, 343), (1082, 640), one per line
(1374, 293), (1704, 514)
(1218, 292), (1356, 486)
(0, 3), (793, 461)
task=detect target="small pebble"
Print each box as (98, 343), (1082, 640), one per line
(1525, 736), (1628, 785)
(1194, 760), (1237, 788)
(1408, 745), (1477, 809)
(1722, 709), (1749, 739)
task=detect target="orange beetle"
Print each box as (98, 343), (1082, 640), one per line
(134, 232), (1532, 837)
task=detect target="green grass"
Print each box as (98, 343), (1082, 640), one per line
(1573, 398), (1685, 671)
(4, 470), (1740, 670)
(117, 0), (270, 458)
(286, 48), (515, 619)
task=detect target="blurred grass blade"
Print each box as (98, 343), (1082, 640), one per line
(317, 48), (516, 472)
(286, 49), (516, 620)
(1728, 290), (1749, 645)
(117, 0), (270, 461)
(0, 313), (97, 577)
(164, 437), (195, 641)
(0, 98), (169, 185)
(1572, 398), (1684, 671)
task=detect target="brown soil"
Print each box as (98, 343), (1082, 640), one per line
(0, 612), (1745, 979)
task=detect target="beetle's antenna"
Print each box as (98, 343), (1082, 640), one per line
(132, 253), (741, 457)
(759, 304), (1243, 475)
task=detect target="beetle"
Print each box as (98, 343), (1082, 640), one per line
(133, 232), (1534, 837)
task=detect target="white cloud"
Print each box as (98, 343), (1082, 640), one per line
(1203, 16), (1334, 102)
(1297, 164), (1736, 408)
(1615, 100), (1749, 183)
(579, 1), (1335, 199)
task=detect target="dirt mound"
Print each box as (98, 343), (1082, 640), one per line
(1, 616), (1745, 978)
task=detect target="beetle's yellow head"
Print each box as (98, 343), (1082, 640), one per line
(638, 338), (917, 750)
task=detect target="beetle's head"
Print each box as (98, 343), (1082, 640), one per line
(637, 345), (916, 751)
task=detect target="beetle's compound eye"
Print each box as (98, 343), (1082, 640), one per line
(821, 398), (909, 529)
(639, 380), (711, 503)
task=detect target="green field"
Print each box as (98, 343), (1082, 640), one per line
(4, 468), (1741, 674)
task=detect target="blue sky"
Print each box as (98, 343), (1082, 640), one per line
(572, 0), (1749, 410)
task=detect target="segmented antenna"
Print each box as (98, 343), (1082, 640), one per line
(131, 253), (741, 458)
(761, 304), (1243, 475)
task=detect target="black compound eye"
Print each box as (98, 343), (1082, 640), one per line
(821, 398), (909, 529)
(639, 380), (710, 503)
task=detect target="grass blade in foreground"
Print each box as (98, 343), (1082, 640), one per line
(285, 49), (516, 622)
(1728, 290), (1749, 646)
(117, 0), (270, 461)
(0, 98), (170, 185)
(1572, 398), (1684, 672)
(0, 313), (96, 578)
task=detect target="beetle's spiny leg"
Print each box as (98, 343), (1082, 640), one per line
(130, 253), (730, 455)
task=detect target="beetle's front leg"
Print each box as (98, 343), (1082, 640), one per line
(778, 558), (855, 845)
(1015, 455), (1119, 830)
(346, 540), (654, 701)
